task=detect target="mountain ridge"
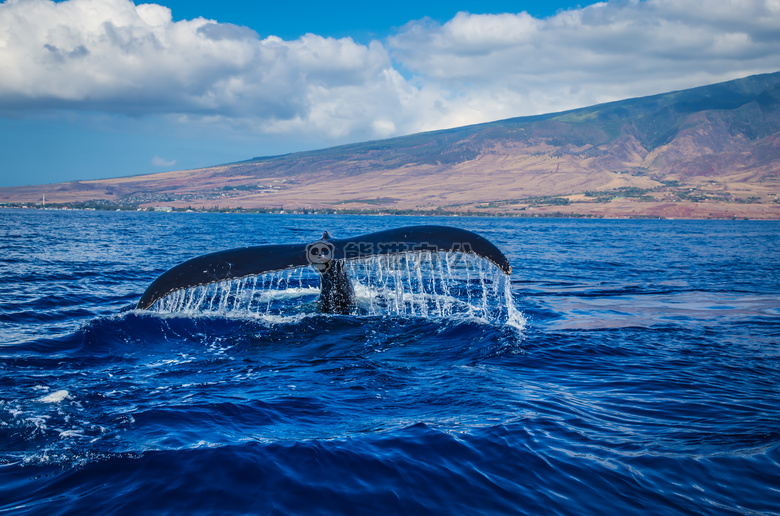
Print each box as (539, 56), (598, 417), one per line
(3, 71), (780, 219)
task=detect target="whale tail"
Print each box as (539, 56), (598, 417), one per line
(136, 225), (511, 313)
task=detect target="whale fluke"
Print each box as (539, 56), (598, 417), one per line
(137, 225), (511, 313)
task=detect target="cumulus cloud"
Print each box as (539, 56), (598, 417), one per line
(0, 0), (411, 141)
(0, 0), (779, 147)
(389, 0), (780, 121)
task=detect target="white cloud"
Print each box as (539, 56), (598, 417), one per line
(0, 0), (409, 142)
(151, 155), (176, 167)
(0, 0), (779, 149)
(388, 0), (780, 123)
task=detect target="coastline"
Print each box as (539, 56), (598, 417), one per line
(3, 199), (780, 220)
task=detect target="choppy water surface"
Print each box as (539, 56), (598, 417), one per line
(1, 210), (778, 515)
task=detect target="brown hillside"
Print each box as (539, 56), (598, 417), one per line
(2, 72), (780, 219)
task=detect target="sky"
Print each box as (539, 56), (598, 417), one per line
(1, 0), (779, 187)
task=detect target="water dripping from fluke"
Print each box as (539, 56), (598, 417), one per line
(137, 226), (524, 330)
(147, 252), (525, 330)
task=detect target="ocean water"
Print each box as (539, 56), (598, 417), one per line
(1, 210), (779, 515)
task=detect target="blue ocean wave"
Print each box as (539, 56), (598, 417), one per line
(1, 211), (779, 514)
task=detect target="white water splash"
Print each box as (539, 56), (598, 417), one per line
(147, 252), (525, 329)
(39, 390), (69, 404)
